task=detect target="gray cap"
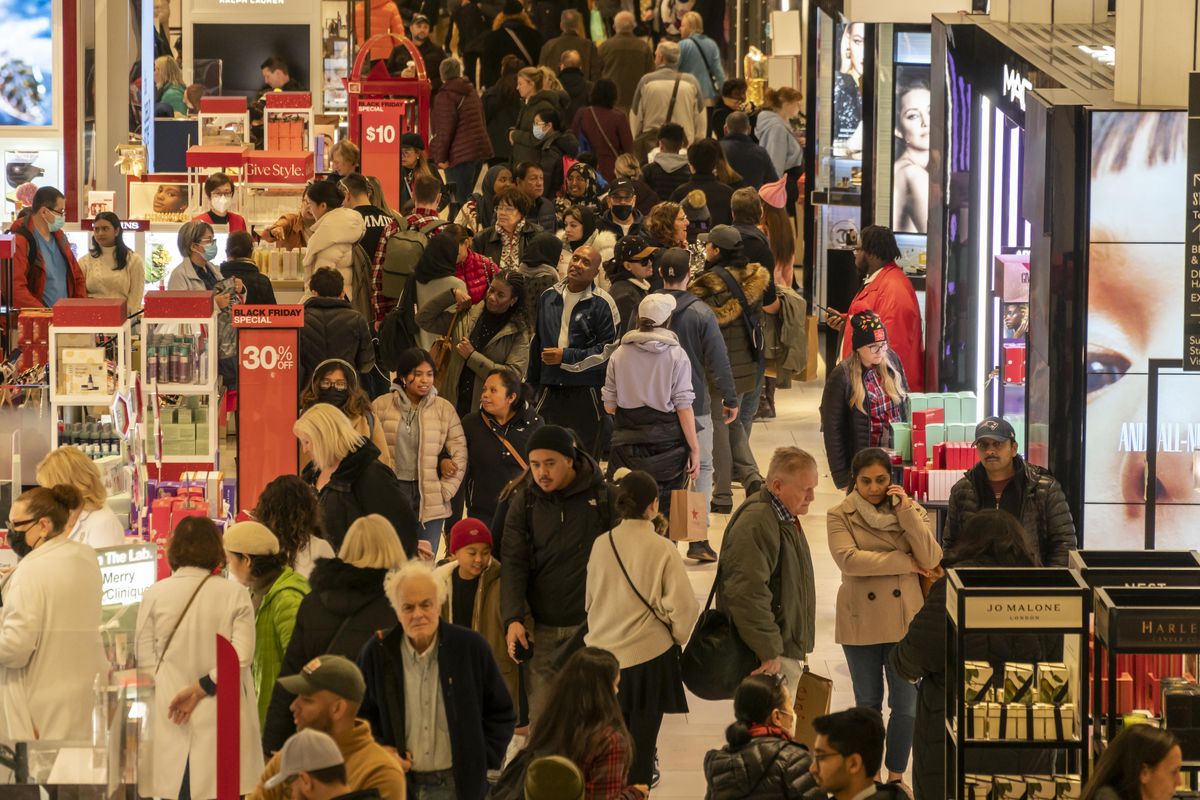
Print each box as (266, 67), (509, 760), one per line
(708, 224), (742, 251)
(263, 729), (344, 788)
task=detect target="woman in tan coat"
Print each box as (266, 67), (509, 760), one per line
(371, 347), (467, 560)
(826, 446), (941, 786)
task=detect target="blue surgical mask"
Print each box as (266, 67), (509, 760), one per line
(532, 123), (547, 141)
(203, 242), (218, 261)
(47, 214), (65, 233)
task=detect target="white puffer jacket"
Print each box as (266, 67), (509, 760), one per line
(303, 207), (366, 297)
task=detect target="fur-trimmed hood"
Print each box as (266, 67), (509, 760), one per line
(688, 261), (771, 327)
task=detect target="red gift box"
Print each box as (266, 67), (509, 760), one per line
(1003, 343), (1027, 384)
(52, 298), (128, 327)
(912, 431), (927, 467)
(911, 408), (945, 432)
(932, 442), (946, 469)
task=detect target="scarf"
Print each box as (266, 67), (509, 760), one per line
(564, 206), (599, 249)
(561, 163), (602, 207)
(848, 490), (905, 534)
(747, 724), (792, 740)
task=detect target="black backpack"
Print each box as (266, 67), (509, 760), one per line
(375, 282), (420, 373)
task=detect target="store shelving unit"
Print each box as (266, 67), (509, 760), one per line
(48, 299), (132, 455)
(141, 291), (220, 476)
(1093, 587), (1200, 763)
(945, 567), (1090, 798)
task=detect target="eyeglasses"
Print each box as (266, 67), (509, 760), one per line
(47, 207), (65, 218)
(318, 379), (349, 390)
(811, 750), (844, 764)
(867, 342), (888, 355)
(6, 517), (35, 531)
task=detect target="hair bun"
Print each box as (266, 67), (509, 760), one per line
(50, 483), (82, 512)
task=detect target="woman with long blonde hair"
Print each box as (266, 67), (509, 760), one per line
(35, 445), (125, 549)
(818, 310), (910, 490)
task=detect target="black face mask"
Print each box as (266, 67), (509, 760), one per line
(612, 204), (634, 221)
(318, 387), (350, 408)
(8, 527), (32, 559)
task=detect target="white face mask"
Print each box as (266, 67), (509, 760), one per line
(210, 195), (232, 214)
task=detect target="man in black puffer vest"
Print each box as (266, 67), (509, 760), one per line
(945, 416), (1077, 566)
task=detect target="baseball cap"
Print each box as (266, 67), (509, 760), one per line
(637, 292), (677, 326)
(411, 12), (430, 24)
(658, 247), (691, 283)
(609, 178), (636, 199)
(277, 655), (367, 704)
(708, 224), (742, 251)
(614, 234), (656, 264)
(263, 729), (344, 788)
(974, 416), (1017, 444)
(223, 521), (279, 556)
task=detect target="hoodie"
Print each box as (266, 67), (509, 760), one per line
(602, 328), (694, 413)
(644, 151), (693, 202)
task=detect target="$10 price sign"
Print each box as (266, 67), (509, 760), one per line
(359, 99), (407, 210)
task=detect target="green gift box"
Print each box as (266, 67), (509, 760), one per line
(891, 422), (912, 461)
(959, 392), (978, 422)
(948, 423), (969, 442)
(909, 393), (928, 412)
(943, 395), (962, 423)
(926, 423), (945, 458)
(927, 394), (945, 409)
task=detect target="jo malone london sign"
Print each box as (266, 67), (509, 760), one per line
(963, 595), (1083, 629)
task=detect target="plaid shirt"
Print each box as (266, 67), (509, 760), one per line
(766, 489), (795, 523)
(863, 366), (901, 448)
(582, 729), (648, 800)
(370, 217), (401, 328)
(405, 208), (443, 231)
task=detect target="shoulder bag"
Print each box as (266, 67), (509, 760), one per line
(155, 574), (213, 675)
(589, 107), (619, 163)
(488, 418), (529, 471)
(608, 530), (673, 636)
(430, 304), (467, 395)
(713, 266), (765, 359)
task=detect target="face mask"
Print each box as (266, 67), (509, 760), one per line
(612, 204), (634, 221)
(203, 242), (218, 262)
(532, 124), (547, 141)
(210, 195), (232, 214)
(318, 387), (350, 407)
(47, 213), (65, 233)
(7, 527), (32, 559)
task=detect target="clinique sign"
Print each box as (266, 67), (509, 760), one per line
(963, 596), (1082, 629)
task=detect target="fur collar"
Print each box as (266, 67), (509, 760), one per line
(687, 262), (770, 327)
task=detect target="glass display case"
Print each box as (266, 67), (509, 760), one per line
(322, 1), (351, 112)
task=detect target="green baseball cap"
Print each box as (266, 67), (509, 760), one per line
(277, 655), (366, 704)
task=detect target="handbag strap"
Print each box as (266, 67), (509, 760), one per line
(155, 574), (213, 675)
(692, 37), (720, 93)
(701, 497), (786, 616)
(504, 27), (534, 65)
(665, 75), (682, 126)
(713, 266), (762, 356)
(488, 417), (529, 472)
(608, 530), (673, 636)
(589, 107), (618, 158)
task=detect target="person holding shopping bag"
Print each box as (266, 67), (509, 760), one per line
(826, 447), (940, 788)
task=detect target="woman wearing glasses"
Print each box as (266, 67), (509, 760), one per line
(703, 673), (822, 799)
(819, 311), (910, 491)
(299, 358), (392, 470)
(0, 485), (107, 744)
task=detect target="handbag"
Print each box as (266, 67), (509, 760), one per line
(155, 574), (213, 676)
(792, 666), (834, 748)
(430, 305), (467, 395)
(668, 480), (707, 542)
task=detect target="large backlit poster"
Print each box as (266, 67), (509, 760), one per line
(832, 21), (864, 157)
(1085, 111), (1199, 549)
(892, 63), (930, 234)
(0, 0), (53, 126)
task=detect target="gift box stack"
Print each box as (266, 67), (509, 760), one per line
(962, 660), (1076, 742)
(968, 773), (1080, 800)
(267, 116), (307, 151)
(143, 478), (231, 578)
(16, 309), (52, 372)
(891, 392), (980, 503)
(149, 398), (210, 457)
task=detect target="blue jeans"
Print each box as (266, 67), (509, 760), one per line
(842, 642), (918, 774)
(694, 413), (714, 530)
(445, 160), (480, 205)
(398, 480), (448, 557)
(739, 363), (765, 439)
(409, 770), (457, 800)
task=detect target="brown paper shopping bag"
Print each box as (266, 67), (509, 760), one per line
(669, 482), (708, 541)
(792, 667), (834, 749)
(800, 315), (820, 382)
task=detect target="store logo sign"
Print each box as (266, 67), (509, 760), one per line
(243, 156), (313, 184)
(1003, 64), (1033, 112)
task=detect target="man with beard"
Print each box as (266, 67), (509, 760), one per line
(390, 14), (446, 93)
(252, 655), (407, 799)
(826, 224), (925, 390)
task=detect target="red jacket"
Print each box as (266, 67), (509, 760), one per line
(8, 216), (86, 308)
(192, 210), (248, 233)
(430, 77), (493, 168)
(457, 250), (498, 304)
(841, 263), (925, 391)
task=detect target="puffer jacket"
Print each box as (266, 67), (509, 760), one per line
(435, 560), (519, 708)
(511, 89), (568, 166)
(431, 76), (494, 168)
(944, 457), (1077, 566)
(556, 228), (617, 281)
(819, 350), (910, 490)
(372, 386), (467, 522)
(688, 260), (770, 394)
(301, 439), (420, 557)
(461, 404), (543, 525)
(354, 0), (405, 61)
(457, 249), (499, 304)
(415, 289), (532, 413)
(299, 296), (375, 387)
(252, 567), (311, 726)
(528, 278), (620, 387)
(303, 207), (367, 296)
(704, 734), (823, 800)
(261, 558), (397, 752)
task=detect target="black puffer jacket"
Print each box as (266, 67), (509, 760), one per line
(462, 403), (544, 526)
(704, 735), (824, 800)
(819, 350), (910, 490)
(261, 558), (396, 753)
(888, 561), (1055, 800)
(299, 296), (376, 388)
(944, 457), (1076, 566)
(301, 439), (419, 557)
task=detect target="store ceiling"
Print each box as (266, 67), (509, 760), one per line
(981, 18), (1116, 91)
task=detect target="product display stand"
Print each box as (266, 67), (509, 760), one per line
(1092, 587), (1200, 765)
(945, 567), (1090, 798)
(48, 299), (132, 455)
(140, 291), (220, 478)
(1069, 550), (1200, 592)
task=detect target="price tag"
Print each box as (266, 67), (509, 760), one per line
(360, 99), (407, 211)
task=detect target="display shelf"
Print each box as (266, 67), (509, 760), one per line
(945, 567), (1090, 798)
(1092, 587), (1200, 763)
(48, 301), (133, 455)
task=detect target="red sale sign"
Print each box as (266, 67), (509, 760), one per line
(359, 98), (407, 211)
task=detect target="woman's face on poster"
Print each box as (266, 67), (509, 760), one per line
(896, 87), (930, 152)
(152, 184), (187, 213)
(842, 23), (865, 76)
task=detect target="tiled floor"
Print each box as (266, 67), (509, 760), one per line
(655, 375), (883, 798)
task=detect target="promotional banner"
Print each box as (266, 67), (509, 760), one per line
(359, 99), (406, 211)
(0, 0), (53, 126)
(1086, 110), (1200, 549)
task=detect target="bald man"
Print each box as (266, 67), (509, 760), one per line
(527, 245), (620, 457)
(558, 49), (593, 129)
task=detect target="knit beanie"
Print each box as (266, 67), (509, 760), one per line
(526, 424), (576, 459)
(524, 755), (585, 800)
(759, 176), (788, 209)
(850, 310), (888, 351)
(449, 518), (493, 555)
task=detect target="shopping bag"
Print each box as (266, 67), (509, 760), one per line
(800, 315), (820, 382)
(792, 666), (834, 748)
(668, 482), (707, 541)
